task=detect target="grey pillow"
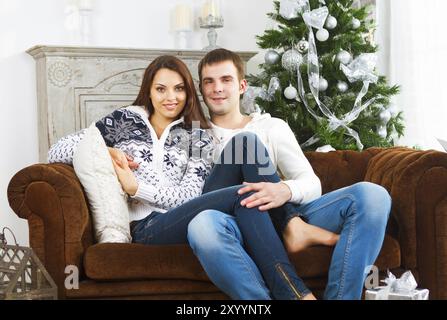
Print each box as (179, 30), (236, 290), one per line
(73, 123), (131, 243)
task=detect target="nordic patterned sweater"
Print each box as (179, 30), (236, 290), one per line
(48, 105), (215, 222)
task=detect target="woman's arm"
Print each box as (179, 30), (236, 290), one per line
(48, 108), (140, 167)
(48, 129), (87, 164)
(131, 161), (210, 210)
(115, 129), (214, 210)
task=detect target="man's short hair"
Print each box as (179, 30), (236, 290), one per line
(198, 48), (245, 84)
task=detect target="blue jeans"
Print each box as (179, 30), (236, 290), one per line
(188, 133), (391, 300)
(131, 134), (309, 299)
(202, 133), (299, 235)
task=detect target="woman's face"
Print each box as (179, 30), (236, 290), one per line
(150, 68), (187, 123)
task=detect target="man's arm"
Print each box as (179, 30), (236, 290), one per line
(273, 119), (322, 204)
(239, 119), (321, 210)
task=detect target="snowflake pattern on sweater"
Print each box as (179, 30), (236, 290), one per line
(48, 106), (215, 218)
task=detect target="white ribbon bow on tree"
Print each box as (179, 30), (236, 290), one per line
(302, 6), (328, 29)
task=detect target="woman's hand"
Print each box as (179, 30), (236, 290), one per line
(108, 147), (139, 170)
(111, 158), (139, 196)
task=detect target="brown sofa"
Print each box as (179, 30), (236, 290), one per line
(7, 147), (447, 299)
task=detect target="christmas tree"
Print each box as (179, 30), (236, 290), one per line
(245, 0), (404, 151)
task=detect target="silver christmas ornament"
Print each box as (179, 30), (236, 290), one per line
(336, 50), (352, 65)
(264, 49), (280, 65)
(297, 38), (309, 54)
(316, 28), (329, 42)
(379, 109), (392, 124)
(377, 125), (387, 139)
(352, 18), (361, 29)
(337, 81), (348, 92)
(325, 15), (337, 30)
(388, 104), (399, 117)
(284, 84), (298, 100)
(279, 0), (303, 20)
(281, 49), (303, 72)
(319, 77), (328, 91)
(316, 144), (335, 152)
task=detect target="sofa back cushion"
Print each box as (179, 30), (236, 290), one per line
(304, 148), (382, 194)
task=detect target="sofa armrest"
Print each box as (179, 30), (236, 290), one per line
(7, 163), (93, 298)
(365, 147), (447, 299)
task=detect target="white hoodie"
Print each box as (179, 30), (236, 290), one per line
(210, 112), (322, 205)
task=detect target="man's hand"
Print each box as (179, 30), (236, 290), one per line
(238, 181), (292, 211)
(108, 147), (139, 170)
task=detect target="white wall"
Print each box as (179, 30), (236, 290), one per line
(0, 0), (272, 245)
(376, 0), (447, 151)
(375, 0), (389, 76)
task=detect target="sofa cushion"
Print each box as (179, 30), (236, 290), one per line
(84, 235), (400, 282)
(84, 243), (210, 281)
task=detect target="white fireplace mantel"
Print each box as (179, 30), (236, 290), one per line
(27, 45), (257, 161)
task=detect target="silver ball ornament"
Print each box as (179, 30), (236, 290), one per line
(379, 109), (392, 124)
(352, 18), (361, 29)
(281, 49), (303, 72)
(325, 15), (338, 30)
(279, 1), (300, 20)
(336, 50), (352, 65)
(284, 84), (298, 100)
(264, 49), (280, 65)
(377, 126), (387, 139)
(337, 81), (348, 93)
(388, 104), (399, 117)
(297, 39), (309, 54)
(316, 28), (329, 42)
(319, 77), (328, 91)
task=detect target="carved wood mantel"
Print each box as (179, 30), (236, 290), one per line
(27, 45), (257, 161)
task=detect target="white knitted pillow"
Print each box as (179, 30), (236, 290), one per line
(73, 123), (132, 243)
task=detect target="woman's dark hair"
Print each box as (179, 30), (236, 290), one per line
(133, 55), (210, 129)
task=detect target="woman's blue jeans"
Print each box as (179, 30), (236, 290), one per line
(187, 132), (392, 300)
(131, 133), (310, 299)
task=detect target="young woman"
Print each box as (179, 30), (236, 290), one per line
(48, 55), (316, 300)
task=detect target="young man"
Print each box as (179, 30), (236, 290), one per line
(186, 48), (391, 300)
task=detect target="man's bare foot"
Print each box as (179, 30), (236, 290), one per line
(301, 293), (317, 300)
(283, 216), (340, 253)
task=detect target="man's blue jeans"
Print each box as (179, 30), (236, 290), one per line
(130, 134), (310, 299)
(187, 133), (392, 300)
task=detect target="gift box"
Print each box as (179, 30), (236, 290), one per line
(365, 287), (429, 300)
(365, 271), (429, 300)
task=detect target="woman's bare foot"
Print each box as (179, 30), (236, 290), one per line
(283, 216), (339, 253)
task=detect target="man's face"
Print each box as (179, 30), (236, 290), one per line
(200, 61), (247, 117)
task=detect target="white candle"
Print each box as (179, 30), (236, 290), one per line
(174, 4), (192, 31)
(201, 0), (220, 18)
(78, 0), (93, 11)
